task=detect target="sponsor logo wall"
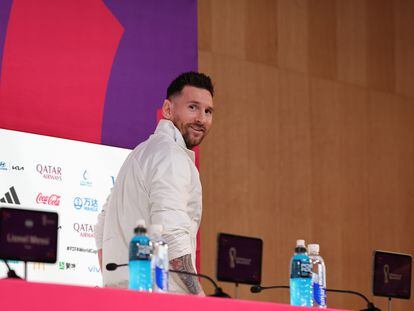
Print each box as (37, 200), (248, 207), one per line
(0, 129), (131, 286)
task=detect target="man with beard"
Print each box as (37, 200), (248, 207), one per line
(95, 72), (214, 295)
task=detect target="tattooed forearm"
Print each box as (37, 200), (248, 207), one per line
(170, 254), (202, 294)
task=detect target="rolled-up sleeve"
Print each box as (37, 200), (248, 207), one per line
(148, 147), (193, 260)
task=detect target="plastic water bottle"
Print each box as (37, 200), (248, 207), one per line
(290, 239), (313, 307)
(308, 244), (327, 308)
(129, 219), (152, 291)
(149, 224), (169, 293)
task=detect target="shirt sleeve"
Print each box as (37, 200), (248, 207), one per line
(148, 147), (193, 261)
(94, 193), (110, 250)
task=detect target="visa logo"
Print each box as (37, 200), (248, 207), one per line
(88, 266), (101, 273)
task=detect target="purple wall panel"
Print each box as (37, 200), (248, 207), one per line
(0, 0), (13, 83)
(102, 0), (198, 149)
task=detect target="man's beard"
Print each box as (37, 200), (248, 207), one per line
(174, 120), (207, 149)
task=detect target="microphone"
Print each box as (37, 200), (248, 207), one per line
(250, 285), (381, 311)
(250, 285), (289, 293)
(106, 262), (230, 298)
(106, 262), (127, 271)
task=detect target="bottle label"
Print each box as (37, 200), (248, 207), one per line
(313, 283), (327, 306)
(291, 259), (312, 278)
(155, 266), (168, 291)
(137, 244), (151, 260)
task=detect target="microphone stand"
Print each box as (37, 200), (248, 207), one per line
(1, 259), (23, 279)
(326, 288), (380, 311)
(169, 269), (230, 298)
(250, 285), (381, 311)
(105, 262), (231, 298)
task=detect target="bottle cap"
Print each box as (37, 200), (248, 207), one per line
(308, 243), (320, 254)
(135, 219), (146, 228)
(296, 239), (306, 247)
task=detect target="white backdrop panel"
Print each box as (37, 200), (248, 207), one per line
(0, 129), (131, 286)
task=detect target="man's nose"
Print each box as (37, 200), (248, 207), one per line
(195, 110), (207, 124)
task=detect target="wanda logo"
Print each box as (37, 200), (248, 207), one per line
(36, 193), (61, 206)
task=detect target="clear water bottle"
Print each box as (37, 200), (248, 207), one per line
(129, 219), (152, 291)
(290, 239), (313, 307)
(149, 224), (169, 293)
(308, 244), (327, 308)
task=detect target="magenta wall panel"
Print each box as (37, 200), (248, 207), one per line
(0, 0), (198, 149)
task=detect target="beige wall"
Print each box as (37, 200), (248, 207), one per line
(197, 1), (414, 310)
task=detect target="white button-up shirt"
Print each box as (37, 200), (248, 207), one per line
(95, 119), (202, 293)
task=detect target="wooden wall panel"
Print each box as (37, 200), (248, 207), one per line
(198, 1), (414, 310)
(396, 96), (414, 251)
(198, 52), (280, 299)
(245, 0), (278, 66)
(367, 0), (396, 92)
(336, 0), (367, 87)
(336, 83), (371, 307)
(198, 0), (212, 51)
(272, 70), (312, 304)
(395, 0), (414, 98)
(277, 70), (312, 245)
(308, 78), (345, 307)
(277, 0), (308, 73)
(308, 0), (337, 80)
(394, 97), (414, 311)
(367, 91), (400, 250)
(210, 0), (246, 59)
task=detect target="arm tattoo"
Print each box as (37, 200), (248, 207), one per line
(170, 254), (202, 294)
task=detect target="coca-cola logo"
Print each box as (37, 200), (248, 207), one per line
(36, 193), (61, 206)
(36, 164), (62, 181)
(73, 223), (95, 238)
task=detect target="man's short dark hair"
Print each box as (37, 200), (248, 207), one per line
(167, 72), (214, 99)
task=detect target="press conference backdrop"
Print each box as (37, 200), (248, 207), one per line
(0, 129), (131, 286)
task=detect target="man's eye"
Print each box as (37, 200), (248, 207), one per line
(206, 110), (213, 115)
(189, 105), (196, 110)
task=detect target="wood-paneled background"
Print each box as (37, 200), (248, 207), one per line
(197, 1), (414, 310)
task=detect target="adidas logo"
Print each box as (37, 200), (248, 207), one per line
(0, 186), (21, 204)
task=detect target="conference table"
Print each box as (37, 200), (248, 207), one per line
(0, 278), (350, 311)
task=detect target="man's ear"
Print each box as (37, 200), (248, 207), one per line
(162, 99), (173, 120)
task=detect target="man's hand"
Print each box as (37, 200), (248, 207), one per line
(170, 254), (204, 295)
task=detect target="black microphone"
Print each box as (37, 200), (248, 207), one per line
(250, 285), (381, 311)
(106, 262), (128, 271)
(250, 285), (289, 293)
(106, 262), (230, 298)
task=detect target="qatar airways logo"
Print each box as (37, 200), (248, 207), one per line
(73, 223), (95, 238)
(36, 164), (62, 181)
(36, 193), (61, 206)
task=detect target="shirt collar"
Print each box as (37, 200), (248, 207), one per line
(155, 119), (195, 162)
